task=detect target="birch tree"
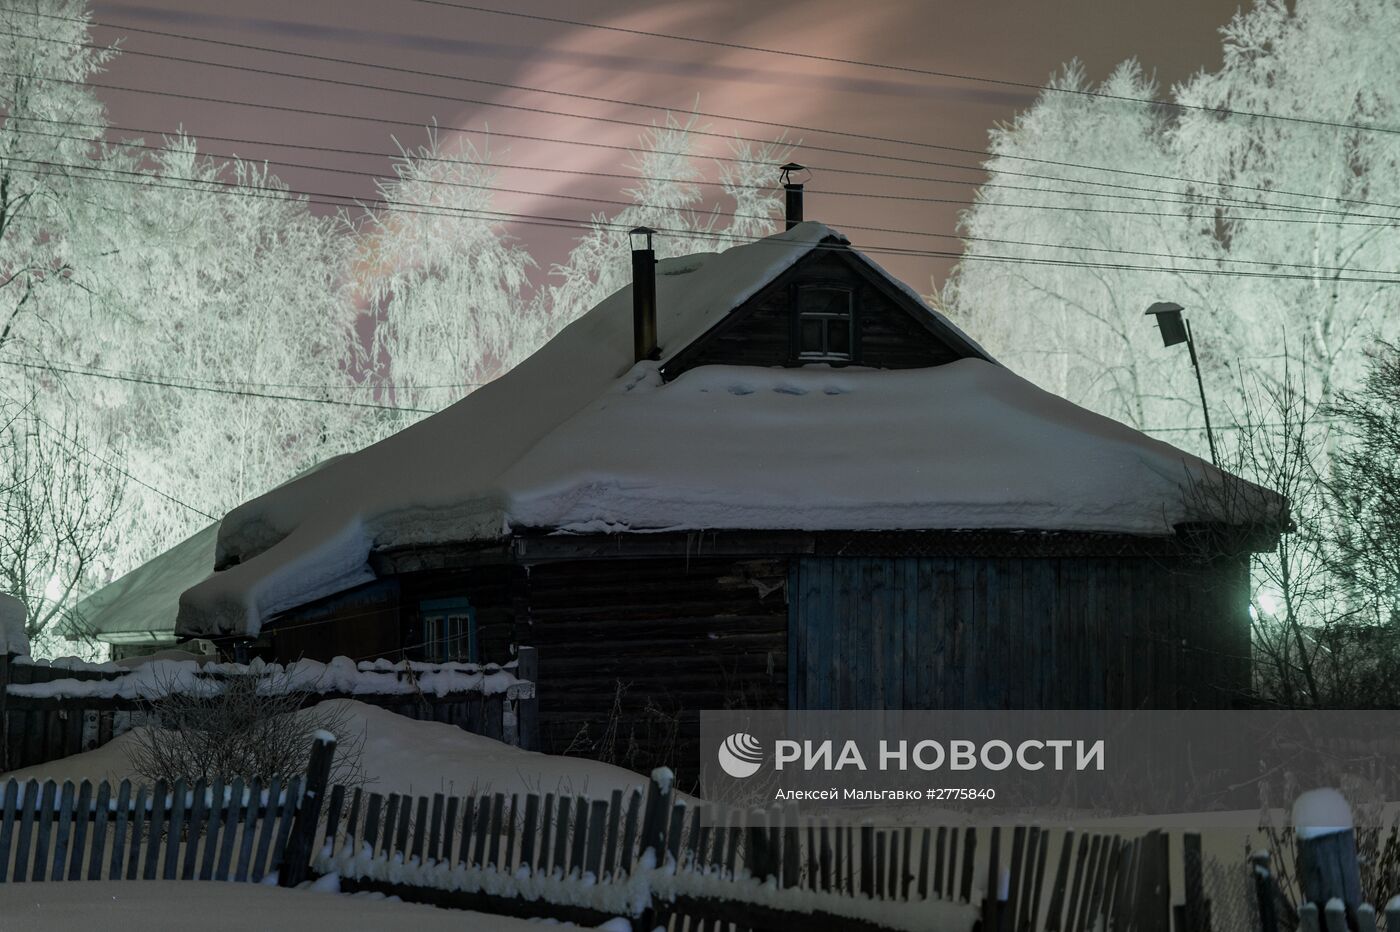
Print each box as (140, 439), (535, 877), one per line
(945, 0), (1400, 459)
(352, 129), (538, 414)
(545, 117), (791, 330)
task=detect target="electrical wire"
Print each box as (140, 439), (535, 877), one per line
(0, 386), (217, 519)
(13, 138), (1400, 278)
(2, 29), (1391, 218)
(17, 8), (1400, 214)
(403, 0), (1400, 140)
(23, 114), (1400, 226)
(9, 158), (1400, 284)
(0, 357), (439, 414)
(12, 67), (1399, 228)
(0, 353), (488, 393)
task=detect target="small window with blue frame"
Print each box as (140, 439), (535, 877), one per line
(418, 597), (478, 663)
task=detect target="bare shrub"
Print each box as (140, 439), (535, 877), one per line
(1251, 777), (1400, 924)
(124, 665), (366, 788)
(561, 678), (685, 780)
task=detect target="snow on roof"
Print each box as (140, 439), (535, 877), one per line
(70, 522), (217, 644)
(175, 222), (1276, 639)
(501, 360), (1246, 535)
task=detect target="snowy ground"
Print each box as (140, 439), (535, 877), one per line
(0, 880), (574, 931)
(2, 698), (650, 801)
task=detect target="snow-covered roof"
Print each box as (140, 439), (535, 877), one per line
(175, 222), (1278, 639)
(70, 523), (216, 644)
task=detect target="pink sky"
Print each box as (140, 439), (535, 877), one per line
(88, 0), (1244, 290)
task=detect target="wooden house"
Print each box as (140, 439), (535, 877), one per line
(167, 200), (1285, 772)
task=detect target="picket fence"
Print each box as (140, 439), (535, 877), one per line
(0, 734), (336, 887)
(313, 769), (1209, 932)
(0, 732), (1207, 932)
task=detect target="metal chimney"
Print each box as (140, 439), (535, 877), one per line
(630, 227), (658, 362)
(781, 163), (806, 230)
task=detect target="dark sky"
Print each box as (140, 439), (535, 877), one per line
(88, 0), (1246, 290)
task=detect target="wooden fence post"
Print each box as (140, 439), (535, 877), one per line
(1251, 851), (1278, 932)
(632, 768), (675, 932)
(1183, 833), (1211, 932)
(1293, 789), (1362, 922)
(637, 768), (673, 867)
(279, 732), (337, 887)
(516, 646), (539, 752)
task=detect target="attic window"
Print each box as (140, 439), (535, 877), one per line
(796, 285), (854, 362)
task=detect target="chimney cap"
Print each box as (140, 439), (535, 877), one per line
(780, 163), (807, 185)
(629, 226), (656, 250)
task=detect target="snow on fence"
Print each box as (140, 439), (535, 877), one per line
(0, 733), (338, 887)
(309, 769), (1204, 932)
(0, 647), (539, 773)
(0, 732), (1206, 932)
(1248, 790), (1380, 932)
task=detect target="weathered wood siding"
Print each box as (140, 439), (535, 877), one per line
(270, 579), (402, 663)
(398, 564), (518, 663)
(515, 557), (789, 773)
(789, 555), (1251, 710)
(663, 250), (964, 377)
(263, 564), (517, 665)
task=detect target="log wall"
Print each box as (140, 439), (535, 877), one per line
(515, 556), (790, 776)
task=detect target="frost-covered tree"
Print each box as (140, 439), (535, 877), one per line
(545, 117), (791, 330)
(352, 129), (539, 413)
(0, 0), (122, 360)
(1328, 343), (1400, 629)
(945, 0), (1400, 458)
(0, 3), (376, 630)
(1172, 0), (1400, 412)
(944, 60), (1198, 435)
(0, 396), (124, 657)
(84, 139), (369, 574)
(0, 0), (135, 648)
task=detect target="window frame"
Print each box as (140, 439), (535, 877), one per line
(793, 282), (857, 364)
(418, 596), (479, 664)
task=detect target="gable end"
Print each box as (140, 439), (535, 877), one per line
(661, 244), (985, 380)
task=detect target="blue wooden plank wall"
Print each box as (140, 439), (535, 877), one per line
(788, 556), (1250, 710)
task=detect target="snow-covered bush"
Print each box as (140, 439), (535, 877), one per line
(124, 665), (366, 788)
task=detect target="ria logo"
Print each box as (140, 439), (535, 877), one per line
(717, 733), (764, 778)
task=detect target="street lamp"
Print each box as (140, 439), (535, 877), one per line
(1145, 301), (1219, 466)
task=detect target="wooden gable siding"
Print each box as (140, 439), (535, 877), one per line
(269, 579), (402, 663)
(513, 556), (789, 773)
(788, 555), (1251, 711)
(262, 564), (518, 665)
(661, 249), (965, 379)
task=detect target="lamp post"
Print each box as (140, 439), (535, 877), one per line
(1145, 301), (1219, 466)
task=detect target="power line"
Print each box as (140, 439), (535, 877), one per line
(14, 10), (1400, 215)
(404, 0), (1400, 140)
(0, 386), (217, 519)
(23, 114), (1398, 225)
(1, 357), (439, 414)
(9, 159), (1400, 284)
(0, 27), (1385, 219)
(0, 352), (487, 393)
(13, 69), (1400, 227)
(14, 136), (1400, 278)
